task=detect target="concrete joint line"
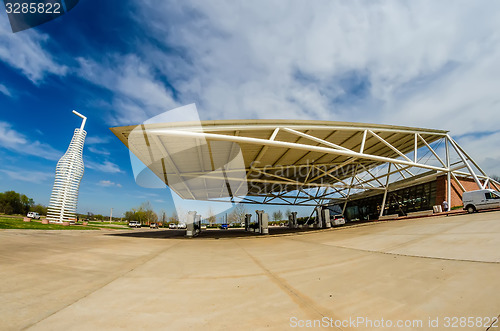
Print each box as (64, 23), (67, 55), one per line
(235, 242), (343, 330)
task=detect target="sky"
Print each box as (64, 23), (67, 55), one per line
(1, 1), (499, 219)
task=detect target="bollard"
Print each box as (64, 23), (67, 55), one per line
(195, 214), (201, 234)
(261, 212), (269, 235)
(186, 211), (196, 237)
(322, 208), (331, 228)
(315, 206), (323, 229)
(255, 210), (263, 234)
(291, 212), (298, 228)
(245, 214), (252, 231)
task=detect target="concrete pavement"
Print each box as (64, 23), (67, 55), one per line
(1, 211), (499, 330)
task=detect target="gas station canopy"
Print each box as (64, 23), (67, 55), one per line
(111, 119), (490, 206)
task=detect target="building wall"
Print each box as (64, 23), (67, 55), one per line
(337, 180), (437, 221)
(331, 175), (493, 220)
(436, 175), (482, 208)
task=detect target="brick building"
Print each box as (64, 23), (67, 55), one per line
(330, 172), (500, 221)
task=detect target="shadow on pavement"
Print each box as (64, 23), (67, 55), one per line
(107, 222), (372, 240)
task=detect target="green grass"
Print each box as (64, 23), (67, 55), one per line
(0, 217), (137, 230)
(0, 217), (99, 230)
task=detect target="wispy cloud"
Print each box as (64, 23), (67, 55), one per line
(0, 168), (53, 183)
(76, 55), (178, 125)
(0, 84), (11, 97)
(98, 180), (122, 188)
(0, 16), (67, 83)
(456, 130), (500, 176)
(85, 159), (123, 173)
(0, 121), (62, 160)
(86, 136), (112, 145)
(88, 146), (110, 156)
(128, 1), (500, 137)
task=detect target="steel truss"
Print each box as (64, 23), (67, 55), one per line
(117, 121), (498, 210)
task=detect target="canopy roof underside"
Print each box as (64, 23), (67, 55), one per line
(109, 119), (462, 206)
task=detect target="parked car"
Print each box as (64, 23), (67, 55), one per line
(168, 223), (177, 229)
(177, 223), (187, 229)
(27, 212), (40, 220)
(331, 215), (346, 226)
(219, 224), (229, 230)
(150, 222), (159, 229)
(463, 189), (500, 213)
(128, 220), (141, 228)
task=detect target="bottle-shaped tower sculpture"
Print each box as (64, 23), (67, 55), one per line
(47, 111), (87, 223)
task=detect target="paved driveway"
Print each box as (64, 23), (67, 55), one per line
(1, 211), (499, 330)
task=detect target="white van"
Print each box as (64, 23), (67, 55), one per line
(462, 189), (500, 213)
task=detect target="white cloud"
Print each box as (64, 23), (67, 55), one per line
(0, 168), (53, 183)
(87, 146), (110, 156)
(0, 16), (67, 83)
(0, 84), (11, 97)
(124, 0), (500, 175)
(0, 121), (26, 145)
(122, 2), (498, 126)
(86, 160), (123, 173)
(77, 55), (178, 125)
(86, 136), (112, 145)
(455, 131), (500, 176)
(98, 180), (122, 188)
(0, 121), (62, 160)
(66, 2), (500, 175)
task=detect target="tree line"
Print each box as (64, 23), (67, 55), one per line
(0, 190), (47, 215)
(124, 201), (158, 225)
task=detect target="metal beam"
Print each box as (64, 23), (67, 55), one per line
(417, 134), (446, 168)
(445, 138), (451, 208)
(447, 135), (482, 189)
(368, 130), (412, 162)
(149, 129), (449, 172)
(379, 164), (392, 218)
(282, 127), (351, 152)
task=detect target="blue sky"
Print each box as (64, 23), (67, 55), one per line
(1, 1), (500, 218)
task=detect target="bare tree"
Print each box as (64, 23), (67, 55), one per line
(272, 210), (283, 222)
(207, 207), (216, 226)
(159, 209), (167, 225)
(124, 201), (158, 225)
(168, 211), (179, 224)
(228, 204), (247, 224)
(140, 201), (157, 224)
